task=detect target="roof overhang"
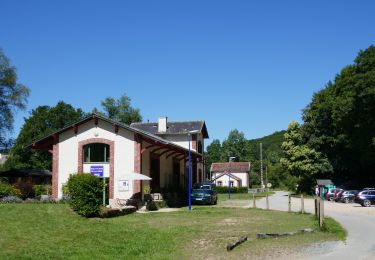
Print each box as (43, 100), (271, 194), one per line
(28, 113), (203, 158)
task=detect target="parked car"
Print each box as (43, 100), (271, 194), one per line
(326, 188), (343, 201)
(191, 182), (217, 205)
(333, 190), (344, 202)
(355, 190), (375, 207)
(335, 190), (359, 203)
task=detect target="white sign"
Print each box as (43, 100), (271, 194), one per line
(267, 183), (272, 188)
(118, 180), (129, 192)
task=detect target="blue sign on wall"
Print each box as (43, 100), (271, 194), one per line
(90, 165), (104, 177)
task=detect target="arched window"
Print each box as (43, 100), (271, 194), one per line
(83, 143), (110, 163)
(197, 141), (202, 154)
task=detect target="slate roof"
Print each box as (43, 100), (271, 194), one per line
(210, 162), (250, 173)
(316, 179), (333, 186)
(130, 121), (209, 139)
(0, 169), (52, 177)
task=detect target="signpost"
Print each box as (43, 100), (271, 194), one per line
(90, 166), (105, 206)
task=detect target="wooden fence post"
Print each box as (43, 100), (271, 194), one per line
(266, 194), (269, 210)
(253, 193), (256, 208)
(301, 194), (304, 214)
(288, 193), (291, 212)
(319, 199), (324, 229)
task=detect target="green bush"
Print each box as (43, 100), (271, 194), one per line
(0, 182), (20, 198)
(216, 186), (248, 193)
(67, 174), (104, 217)
(34, 184), (52, 199)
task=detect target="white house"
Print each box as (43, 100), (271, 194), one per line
(29, 114), (209, 201)
(211, 162), (250, 188)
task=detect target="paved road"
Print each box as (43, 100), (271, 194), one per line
(254, 191), (375, 260)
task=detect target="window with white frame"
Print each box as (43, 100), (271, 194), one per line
(217, 181), (222, 186)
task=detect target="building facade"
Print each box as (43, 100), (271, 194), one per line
(211, 162), (250, 188)
(30, 114), (209, 200)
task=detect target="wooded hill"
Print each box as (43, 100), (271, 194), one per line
(205, 130), (293, 189)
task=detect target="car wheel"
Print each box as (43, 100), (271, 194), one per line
(344, 198), (350, 204)
(363, 200), (371, 207)
(329, 197), (335, 202)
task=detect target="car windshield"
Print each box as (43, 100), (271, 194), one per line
(193, 184), (212, 190)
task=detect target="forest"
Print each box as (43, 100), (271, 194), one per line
(206, 45), (375, 192)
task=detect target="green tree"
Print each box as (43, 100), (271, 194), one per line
(221, 129), (247, 162)
(205, 139), (222, 173)
(302, 45), (375, 186)
(0, 49), (30, 149)
(280, 121), (332, 192)
(94, 94), (142, 125)
(4, 102), (85, 170)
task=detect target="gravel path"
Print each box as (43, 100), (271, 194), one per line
(254, 191), (375, 259)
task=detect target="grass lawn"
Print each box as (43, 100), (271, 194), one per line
(0, 204), (343, 259)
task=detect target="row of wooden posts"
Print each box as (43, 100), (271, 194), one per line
(251, 193), (325, 228)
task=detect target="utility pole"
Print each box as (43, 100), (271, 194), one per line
(260, 143), (264, 191)
(265, 166), (268, 192)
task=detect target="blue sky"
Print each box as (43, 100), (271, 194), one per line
(1, 1), (374, 144)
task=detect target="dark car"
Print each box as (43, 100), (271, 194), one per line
(355, 190), (375, 207)
(336, 190), (359, 203)
(191, 182), (218, 205)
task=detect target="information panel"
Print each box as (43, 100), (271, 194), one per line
(90, 165), (104, 177)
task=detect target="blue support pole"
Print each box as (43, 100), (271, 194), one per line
(188, 136), (192, 211)
(228, 174), (231, 199)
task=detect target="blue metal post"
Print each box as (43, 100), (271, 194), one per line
(228, 174), (231, 199)
(228, 158), (234, 199)
(188, 135), (192, 211)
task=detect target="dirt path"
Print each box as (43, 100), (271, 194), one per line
(253, 191), (375, 259)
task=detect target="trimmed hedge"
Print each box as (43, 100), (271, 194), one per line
(67, 173), (104, 217)
(216, 186), (248, 194)
(146, 200), (168, 211)
(99, 207), (137, 218)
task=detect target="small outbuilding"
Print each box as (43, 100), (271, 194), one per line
(211, 162), (250, 188)
(0, 169), (52, 185)
(316, 179), (335, 199)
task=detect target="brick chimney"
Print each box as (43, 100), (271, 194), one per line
(158, 116), (167, 133)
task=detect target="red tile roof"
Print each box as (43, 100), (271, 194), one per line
(210, 162), (250, 173)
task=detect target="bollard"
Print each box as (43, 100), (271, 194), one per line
(253, 193), (256, 208)
(301, 194), (304, 214)
(288, 194), (291, 212)
(266, 194), (269, 210)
